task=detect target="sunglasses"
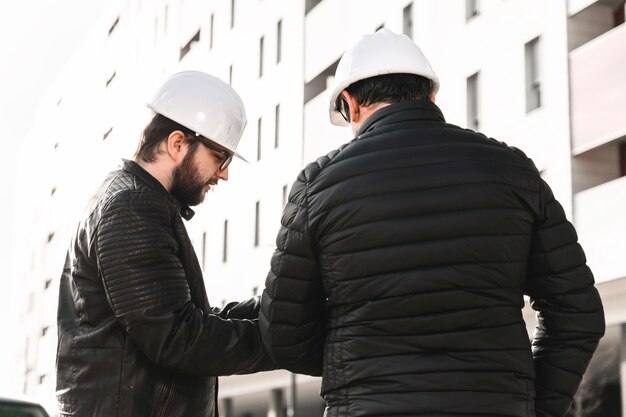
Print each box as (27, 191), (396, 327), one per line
(194, 134), (234, 171)
(335, 96), (350, 123)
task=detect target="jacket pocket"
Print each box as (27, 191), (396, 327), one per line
(57, 346), (124, 416)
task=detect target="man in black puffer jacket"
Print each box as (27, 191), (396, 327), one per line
(56, 71), (274, 417)
(260, 29), (604, 417)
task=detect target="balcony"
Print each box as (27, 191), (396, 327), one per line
(574, 175), (626, 283)
(218, 371), (323, 416)
(303, 84), (352, 162)
(304, 0), (348, 83)
(304, 0), (409, 83)
(569, 23), (626, 154)
(567, 0), (621, 16)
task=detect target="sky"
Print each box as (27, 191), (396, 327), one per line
(0, 0), (110, 396)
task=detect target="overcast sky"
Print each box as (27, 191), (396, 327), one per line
(0, 0), (110, 395)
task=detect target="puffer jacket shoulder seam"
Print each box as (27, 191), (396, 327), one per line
(442, 122), (542, 176)
(303, 142), (353, 184)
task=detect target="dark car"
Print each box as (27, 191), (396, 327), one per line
(0, 397), (50, 417)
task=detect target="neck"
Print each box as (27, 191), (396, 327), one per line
(352, 102), (391, 135)
(135, 158), (173, 191)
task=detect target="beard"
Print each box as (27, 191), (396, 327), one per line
(170, 146), (210, 207)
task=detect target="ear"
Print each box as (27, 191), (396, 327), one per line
(430, 93), (436, 103)
(341, 91), (362, 124)
(164, 130), (188, 162)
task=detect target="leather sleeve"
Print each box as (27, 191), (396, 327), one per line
(525, 180), (605, 417)
(212, 296), (261, 320)
(95, 189), (274, 376)
(259, 170), (325, 376)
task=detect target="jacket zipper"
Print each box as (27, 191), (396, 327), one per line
(156, 378), (174, 417)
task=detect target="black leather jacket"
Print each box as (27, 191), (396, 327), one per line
(260, 101), (605, 417)
(56, 160), (273, 417)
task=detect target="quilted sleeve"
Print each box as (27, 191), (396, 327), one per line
(259, 169), (326, 376)
(96, 189), (274, 376)
(525, 180), (605, 417)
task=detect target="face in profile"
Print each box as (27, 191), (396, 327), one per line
(170, 144), (218, 206)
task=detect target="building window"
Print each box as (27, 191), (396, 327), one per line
(47, 232), (55, 243)
(50, 186), (57, 197)
(270, 389), (287, 417)
(252, 286), (259, 296)
(305, 0), (322, 14)
(106, 71), (116, 88)
(282, 185), (288, 207)
(403, 3), (413, 39)
(223, 220), (228, 263)
(28, 292), (34, 313)
(44, 279), (52, 290)
(180, 29), (200, 61)
(274, 104), (280, 148)
(304, 58), (340, 104)
(254, 201), (260, 247)
(231, 0), (235, 28)
(41, 327), (48, 337)
(525, 36), (542, 113)
(620, 142), (626, 177)
(39, 374), (47, 385)
(209, 13), (214, 49)
(276, 19), (283, 63)
(229, 64), (233, 86)
(108, 16), (120, 36)
(164, 5), (168, 33)
(259, 36), (265, 77)
(466, 0), (479, 21)
(376, 23), (385, 31)
(257, 118), (262, 161)
(103, 127), (113, 141)
(221, 399), (234, 417)
(467, 72), (480, 131)
(615, 4), (625, 26)
(201, 231), (207, 270)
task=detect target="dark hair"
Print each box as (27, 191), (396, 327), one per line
(134, 113), (200, 162)
(335, 73), (434, 120)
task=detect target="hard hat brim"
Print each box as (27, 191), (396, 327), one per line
(232, 150), (248, 163)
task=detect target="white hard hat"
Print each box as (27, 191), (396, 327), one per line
(147, 70), (248, 161)
(329, 28), (440, 126)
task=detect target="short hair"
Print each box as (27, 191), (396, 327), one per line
(335, 73), (434, 120)
(134, 113), (200, 163)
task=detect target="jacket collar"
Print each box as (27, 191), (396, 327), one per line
(356, 100), (446, 138)
(121, 159), (195, 221)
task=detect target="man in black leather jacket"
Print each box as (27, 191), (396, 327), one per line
(260, 29), (605, 417)
(56, 71), (274, 417)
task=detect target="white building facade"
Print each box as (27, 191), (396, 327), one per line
(10, 0), (626, 416)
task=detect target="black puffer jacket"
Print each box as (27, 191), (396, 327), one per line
(260, 101), (604, 417)
(56, 160), (273, 417)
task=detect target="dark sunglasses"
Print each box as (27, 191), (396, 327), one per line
(335, 96), (350, 123)
(194, 134), (234, 171)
